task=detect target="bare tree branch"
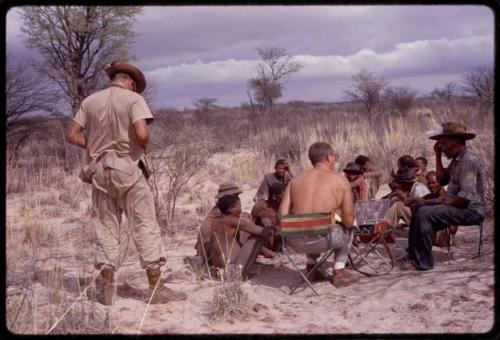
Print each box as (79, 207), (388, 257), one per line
(20, 6), (142, 115)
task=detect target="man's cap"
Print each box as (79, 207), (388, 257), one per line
(394, 168), (416, 183)
(425, 121), (476, 140)
(105, 62), (147, 94)
(342, 162), (364, 174)
(215, 182), (243, 199)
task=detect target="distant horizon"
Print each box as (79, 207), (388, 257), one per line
(6, 5), (494, 110)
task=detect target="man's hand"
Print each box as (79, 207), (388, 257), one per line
(405, 197), (424, 206)
(261, 225), (278, 238)
(66, 121), (87, 149)
(394, 189), (407, 201)
(433, 141), (442, 158)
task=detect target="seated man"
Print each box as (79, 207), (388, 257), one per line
(355, 155), (382, 200)
(195, 182), (276, 280)
(254, 159), (293, 202)
(280, 142), (358, 287)
(250, 182), (285, 256)
(406, 122), (485, 270)
(383, 168), (430, 229)
(343, 162), (367, 204)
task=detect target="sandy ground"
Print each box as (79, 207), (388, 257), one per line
(6, 182), (495, 335)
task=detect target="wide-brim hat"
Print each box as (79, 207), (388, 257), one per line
(394, 168), (416, 183)
(105, 62), (146, 94)
(215, 182), (242, 199)
(343, 162), (363, 174)
(425, 122), (476, 140)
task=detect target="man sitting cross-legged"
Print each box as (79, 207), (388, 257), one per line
(279, 142), (359, 288)
(250, 182), (286, 257)
(195, 182), (276, 280)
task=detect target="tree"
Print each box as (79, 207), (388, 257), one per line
(20, 6), (142, 114)
(6, 56), (62, 160)
(344, 70), (388, 116)
(384, 86), (418, 115)
(193, 97), (218, 123)
(247, 47), (303, 115)
(460, 66), (493, 105)
(430, 82), (458, 102)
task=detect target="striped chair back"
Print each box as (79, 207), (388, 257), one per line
(279, 212), (333, 238)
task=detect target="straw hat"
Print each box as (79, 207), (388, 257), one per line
(425, 122), (476, 140)
(215, 182), (242, 199)
(105, 62), (147, 94)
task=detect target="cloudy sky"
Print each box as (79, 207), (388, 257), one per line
(6, 5), (494, 109)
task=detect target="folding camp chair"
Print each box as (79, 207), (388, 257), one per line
(279, 212), (337, 296)
(348, 199), (394, 276)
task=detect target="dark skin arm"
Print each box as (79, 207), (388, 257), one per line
(433, 141), (447, 183)
(66, 121), (86, 149)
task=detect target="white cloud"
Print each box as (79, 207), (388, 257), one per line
(150, 33), (493, 82)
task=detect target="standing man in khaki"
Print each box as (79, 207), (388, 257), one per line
(279, 142), (359, 287)
(66, 63), (186, 305)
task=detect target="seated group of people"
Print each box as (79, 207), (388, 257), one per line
(194, 121), (486, 287)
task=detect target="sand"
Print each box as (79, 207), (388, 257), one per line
(6, 180), (494, 335)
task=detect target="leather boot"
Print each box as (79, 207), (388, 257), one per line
(331, 269), (360, 288)
(96, 267), (115, 305)
(146, 267), (187, 304)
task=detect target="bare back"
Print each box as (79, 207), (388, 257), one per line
(281, 168), (355, 228)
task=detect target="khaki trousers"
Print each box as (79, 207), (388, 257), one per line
(385, 201), (412, 228)
(90, 162), (166, 269)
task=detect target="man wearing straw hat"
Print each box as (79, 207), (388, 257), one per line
(405, 122), (486, 270)
(195, 182), (276, 279)
(66, 62), (186, 305)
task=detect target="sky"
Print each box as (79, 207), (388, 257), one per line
(6, 5), (494, 109)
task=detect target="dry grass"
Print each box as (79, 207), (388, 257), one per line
(210, 265), (250, 321)
(5, 97), (494, 333)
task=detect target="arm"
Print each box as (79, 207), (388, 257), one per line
(221, 215), (270, 237)
(443, 158), (481, 209)
(134, 119), (150, 151)
(359, 177), (367, 200)
(278, 181), (292, 216)
(66, 121), (86, 149)
(433, 141), (449, 185)
(284, 162), (293, 178)
(340, 178), (355, 229)
(364, 166), (382, 179)
(254, 176), (270, 202)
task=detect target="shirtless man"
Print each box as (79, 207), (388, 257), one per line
(279, 142), (358, 287)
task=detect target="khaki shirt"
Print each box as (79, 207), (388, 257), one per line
(73, 84), (154, 172)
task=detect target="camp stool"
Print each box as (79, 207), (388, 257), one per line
(348, 199), (394, 276)
(279, 212), (336, 296)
